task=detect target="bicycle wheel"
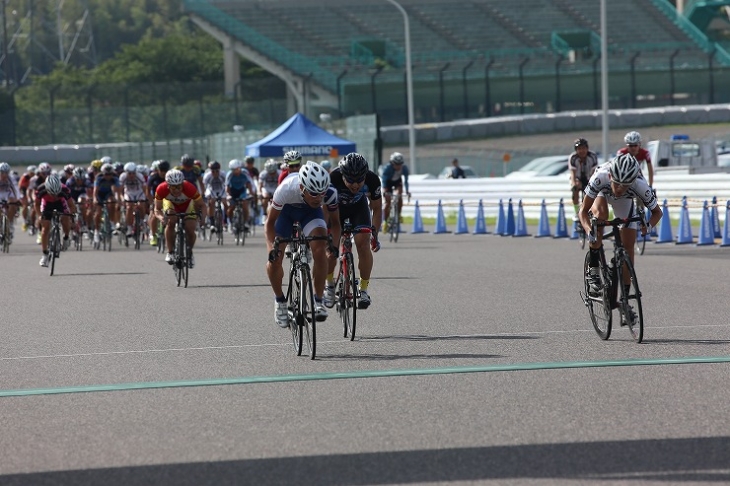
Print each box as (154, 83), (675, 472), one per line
(215, 209), (224, 245)
(392, 208), (400, 243)
(344, 253), (358, 340)
(134, 211), (141, 250)
(617, 256), (644, 343)
(49, 228), (59, 276)
(287, 265), (303, 356)
(1, 216), (8, 253)
(584, 252), (612, 340)
(300, 265), (316, 359)
(579, 226), (587, 250)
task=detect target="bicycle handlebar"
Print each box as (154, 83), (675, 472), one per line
(591, 216), (643, 227)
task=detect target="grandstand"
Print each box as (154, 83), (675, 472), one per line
(185, 0), (730, 125)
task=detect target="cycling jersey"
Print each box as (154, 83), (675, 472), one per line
(19, 173), (31, 191)
(278, 168), (291, 184)
(380, 164), (409, 193)
(203, 171), (227, 198)
(155, 180), (201, 213)
(36, 184), (72, 219)
(119, 172), (147, 201)
(568, 151), (599, 180)
(147, 173), (164, 196)
(585, 164), (657, 209)
(174, 166), (202, 187)
(66, 176), (92, 201)
(94, 174), (120, 202)
(246, 166), (260, 181)
(0, 175), (21, 200)
(271, 173), (338, 238)
(330, 168), (382, 206)
(259, 170), (280, 197)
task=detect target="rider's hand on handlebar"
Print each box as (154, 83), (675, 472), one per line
(370, 234), (380, 253)
(268, 248), (280, 262)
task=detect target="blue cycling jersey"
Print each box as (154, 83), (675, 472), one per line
(225, 170), (251, 191)
(380, 164), (409, 192)
(94, 175), (120, 194)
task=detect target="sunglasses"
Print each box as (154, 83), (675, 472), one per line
(169, 184), (183, 190)
(344, 176), (365, 185)
(627, 144), (639, 148)
(305, 188), (327, 198)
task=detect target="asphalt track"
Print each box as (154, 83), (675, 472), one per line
(1, 225), (730, 485)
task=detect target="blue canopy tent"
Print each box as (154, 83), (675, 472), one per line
(246, 113), (356, 159)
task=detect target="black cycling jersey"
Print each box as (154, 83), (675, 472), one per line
(329, 168), (382, 207)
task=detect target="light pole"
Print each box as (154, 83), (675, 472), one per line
(385, 0), (417, 173)
(600, 0), (609, 161)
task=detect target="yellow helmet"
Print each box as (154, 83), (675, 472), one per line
(91, 159), (102, 170)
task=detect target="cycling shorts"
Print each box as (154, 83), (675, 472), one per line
(162, 199), (197, 220)
(227, 187), (248, 200)
(41, 200), (69, 221)
(595, 194), (640, 230)
(338, 198), (372, 232)
(275, 205), (326, 238)
(383, 179), (403, 193)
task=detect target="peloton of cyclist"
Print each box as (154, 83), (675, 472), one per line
(119, 162), (151, 237)
(35, 174), (77, 267)
(568, 138), (599, 220)
(580, 154), (662, 307)
(266, 162), (340, 328)
(617, 131), (653, 187)
(325, 153), (382, 309)
(154, 169), (206, 268)
(381, 152), (410, 232)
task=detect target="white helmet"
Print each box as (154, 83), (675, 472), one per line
(100, 156), (112, 165)
(610, 153), (640, 185)
(624, 131), (642, 145)
(165, 169), (185, 185)
(45, 174), (62, 195)
(38, 162), (52, 174)
(0, 162), (9, 173)
(299, 161), (330, 194)
(124, 162), (136, 173)
(264, 159), (278, 173)
(27, 165), (36, 173)
(229, 159), (242, 170)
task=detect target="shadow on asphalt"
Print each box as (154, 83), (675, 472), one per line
(645, 338), (730, 345)
(320, 352), (503, 361)
(3, 436), (728, 485)
(53, 272), (147, 277)
(360, 334), (538, 342)
(189, 284), (271, 289)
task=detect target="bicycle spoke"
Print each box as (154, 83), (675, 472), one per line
(619, 257), (644, 343)
(584, 252), (612, 340)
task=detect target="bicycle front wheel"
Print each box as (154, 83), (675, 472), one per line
(287, 265), (303, 356)
(584, 252), (612, 340)
(392, 210), (400, 243)
(617, 256), (644, 343)
(1, 216), (9, 253)
(636, 230), (647, 256)
(343, 253), (357, 340)
(300, 265), (316, 359)
(49, 229), (59, 276)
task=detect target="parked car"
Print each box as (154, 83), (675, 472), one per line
(505, 156), (567, 178)
(437, 165), (478, 179)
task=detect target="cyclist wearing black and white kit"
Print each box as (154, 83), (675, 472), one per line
(325, 153), (382, 310)
(580, 154), (662, 301)
(203, 160), (227, 231)
(568, 138), (599, 219)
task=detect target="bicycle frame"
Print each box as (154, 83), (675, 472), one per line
(335, 219), (369, 340)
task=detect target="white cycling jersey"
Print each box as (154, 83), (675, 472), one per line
(203, 171), (227, 198)
(119, 172), (147, 201)
(259, 170), (280, 197)
(0, 176), (21, 201)
(585, 164), (657, 228)
(271, 173), (338, 212)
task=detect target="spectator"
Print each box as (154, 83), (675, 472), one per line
(449, 158), (466, 179)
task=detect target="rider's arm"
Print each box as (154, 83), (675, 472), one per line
(329, 207), (341, 251)
(403, 165), (410, 194)
(648, 204), (662, 229)
(370, 196), (383, 234)
(578, 193), (595, 235)
(265, 207), (281, 253)
(646, 160), (654, 187)
(154, 198), (165, 221)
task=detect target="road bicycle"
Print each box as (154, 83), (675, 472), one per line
(70, 203), (85, 251)
(386, 191), (405, 243)
(210, 196), (225, 245)
(273, 223), (331, 359)
(334, 219), (369, 340)
(124, 200), (147, 250)
(168, 211), (194, 288)
(94, 201), (114, 251)
(581, 215), (645, 343)
(0, 201), (19, 253)
(230, 197), (250, 246)
(634, 190), (656, 256)
(48, 210), (72, 276)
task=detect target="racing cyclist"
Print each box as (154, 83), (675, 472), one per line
(154, 169), (206, 268)
(203, 160), (227, 233)
(266, 162), (340, 327)
(258, 159), (280, 219)
(226, 159), (254, 233)
(381, 152), (410, 232)
(175, 154), (205, 193)
(35, 174), (77, 267)
(569, 138), (599, 219)
(66, 167), (93, 235)
(119, 162), (151, 237)
(92, 163), (122, 244)
(618, 131), (653, 187)
(0, 162), (21, 238)
(580, 154), (662, 323)
(325, 153), (382, 309)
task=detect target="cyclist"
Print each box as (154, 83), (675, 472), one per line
(618, 131), (653, 187)
(92, 163), (122, 244)
(568, 138), (599, 220)
(119, 162), (151, 237)
(258, 159), (280, 219)
(0, 162), (21, 238)
(203, 160), (227, 232)
(278, 150), (302, 184)
(381, 152), (411, 232)
(244, 156), (260, 183)
(325, 153), (382, 309)
(35, 174), (77, 267)
(580, 154), (662, 312)
(266, 161), (340, 327)
(175, 154), (204, 193)
(147, 160), (170, 247)
(226, 159), (254, 233)
(60, 164), (75, 184)
(18, 165), (35, 231)
(67, 167), (93, 235)
(154, 169), (206, 268)
(29, 162), (53, 242)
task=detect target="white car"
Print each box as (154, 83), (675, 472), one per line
(506, 155), (568, 179)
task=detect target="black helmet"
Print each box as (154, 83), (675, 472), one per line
(574, 138), (589, 149)
(244, 156), (255, 164)
(158, 160), (170, 172)
(181, 154), (194, 167)
(210, 161), (221, 170)
(338, 153), (369, 181)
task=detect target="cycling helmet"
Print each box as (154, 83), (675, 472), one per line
(320, 160), (332, 171)
(210, 161), (221, 170)
(27, 165), (36, 173)
(150, 160), (160, 171)
(0, 162), (9, 173)
(193, 160), (202, 168)
(72, 167), (86, 179)
(165, 169), (185, 186)
(45, 174), (62, 195)
(624, 131), (642, 145)
(389, 152), (405, 165)
(38, 162), (52, 174)
(158, 160), (170, 172)
(283, 150), (302, 166)
(229, 159), (242, 170)
(91, 159), (102, 170)
(113, 162), (124, 173)
(338, 152), (369, 181)
(101, 163), (114, 175)
(181, 154), (194, 167)
(63, 164), (75, 173)
(124, 162), (136, 173)
(138, 165), (149, 177)
(574, 138), (589, 149)
(100, 156), (112, 165)
(244, 156), (255, 164)
(609, 154), (640, 185)
(264, 159), (278, 173)
(299, 161), (330, 194)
